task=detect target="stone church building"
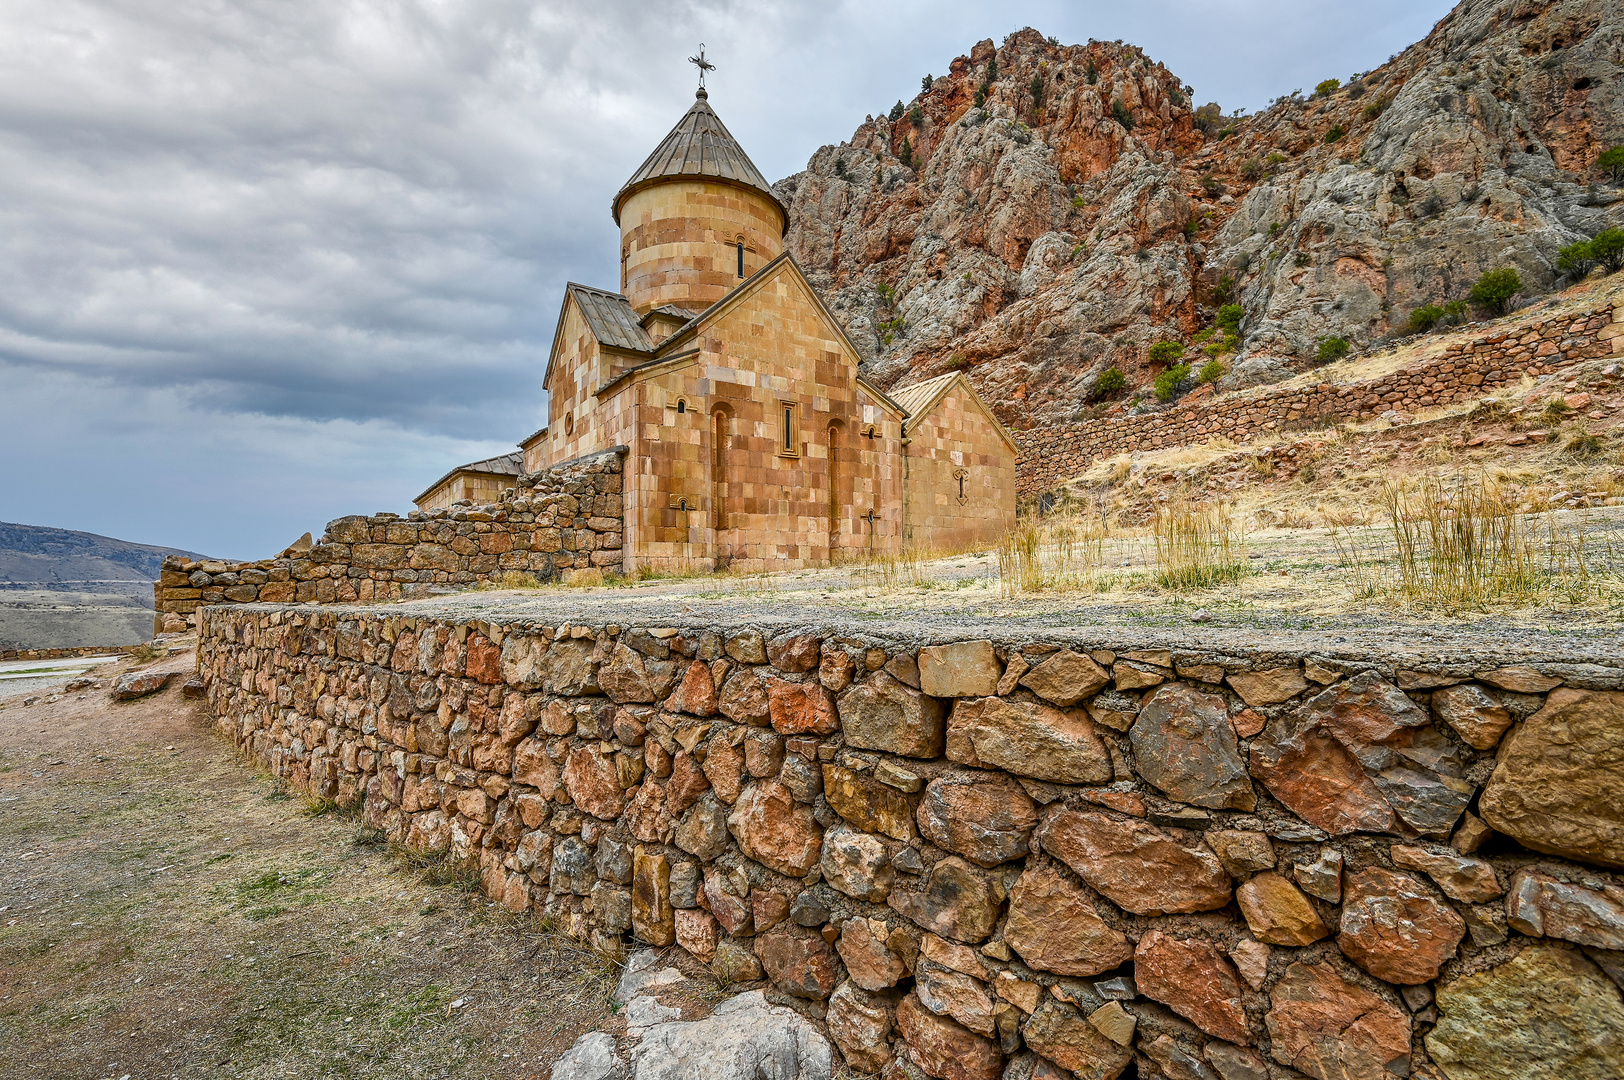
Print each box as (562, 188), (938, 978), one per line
(418, 86), (1016, 573)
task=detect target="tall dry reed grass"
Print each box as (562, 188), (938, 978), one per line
(1333, 474), (1619, 611)
(1152, 501), (1249, 589)
(995, 514), (1109, 596)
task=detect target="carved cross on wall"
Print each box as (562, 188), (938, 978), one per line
(953, 467), (970, 505)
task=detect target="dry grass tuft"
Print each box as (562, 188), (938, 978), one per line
(1152, 501), (1249, 589)
(996, 513), (1111, 596)
(1332, 474), (1622, 612)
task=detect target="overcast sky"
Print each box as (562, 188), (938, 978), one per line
(0, 0), (1457, 559)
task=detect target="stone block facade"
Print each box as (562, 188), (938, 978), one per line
(1016, 301), (1624, 496)
(199, 603), (1624, 1078)
(153, 449), (626, 632)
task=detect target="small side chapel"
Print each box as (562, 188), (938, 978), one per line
(420, 81), (1016, 574)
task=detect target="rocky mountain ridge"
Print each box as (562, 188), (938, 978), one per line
(773, 0), (1624, 429)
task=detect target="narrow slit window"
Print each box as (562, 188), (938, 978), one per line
(779, 401), (800, 457)
(737, 242), (745, 278)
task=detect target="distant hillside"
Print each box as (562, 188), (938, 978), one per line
(777, 0), (1624, 428)
(0, 522), (213, 650)
(0, 521), (210, 585)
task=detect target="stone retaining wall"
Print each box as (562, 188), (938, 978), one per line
(199, 604), (1624, 1079)
(153, 449), (626, 631)
(0, 644), (140, 663)
(1016, 302), (1624, 496)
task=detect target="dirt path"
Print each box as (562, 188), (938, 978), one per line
(0, 646), (618, 1080)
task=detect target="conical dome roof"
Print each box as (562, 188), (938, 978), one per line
(612, 88), (787, 230)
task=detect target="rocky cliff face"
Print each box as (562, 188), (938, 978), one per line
(774, 1), (1624, 428)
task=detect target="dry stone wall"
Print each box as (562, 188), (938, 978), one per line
(1016, 302), (1624, 496)
(153, 449), (626, 630)
(199, 604), (1624, 1080)
(0, 644), (141, 663)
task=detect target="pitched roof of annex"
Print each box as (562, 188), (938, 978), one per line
(612, 88), (787, 230)
(565, 283), (655, 354)
(413, 451), (523, 506)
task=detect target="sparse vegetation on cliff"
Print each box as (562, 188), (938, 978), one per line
(1316, 336), (1351, 364)
(1154, 362), (1191, 401)
(1598, 146), (1624, 183)
(1470, 268), (1523, 315)
(1091, 366), (1126, 399)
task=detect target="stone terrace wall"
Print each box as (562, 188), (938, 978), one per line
(0, 644), (141, 663)
(199, 605), (1624, 1079)
(1016, 301), (1624, 496)
(153, 449), (626, 631)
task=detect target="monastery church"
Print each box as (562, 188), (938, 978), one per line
(416, 84), (1016, 573)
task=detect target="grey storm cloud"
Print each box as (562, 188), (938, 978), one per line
(0, 0), (1454, 556)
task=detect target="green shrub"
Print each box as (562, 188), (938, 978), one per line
(1444, 300), (1468, 321)
(1198, 359), (1226, 384)
(974, 86), (987, 109)
(1324, 124), (1346, 143)
(1591, 228), (1624, 273)
(1216, 304), (1244, 335)
(986, 57), (998, 83)
(1362, 97), (1389, 122)
(1112, 100), (1135, 130)
(909, 104), (924, 125)
(1408, 304), (1444, 332)
(1147, 340), (1185, 366)
(1030, 74), (1045, 109)
(1558, 239), (1597, 280)
(1315, 79), (1341, 97)
(1214, 275), (1236, 303)
(1087, 59), (1098, 85)
(1469, 267), (1522, 314)
(1268, 221), (1284, 238)
(1316, 336), (1350, 364)
(922, 74), (934, 93)
(1071, 195), (1086, 209)
(1092, 366), (1126, 398)
(1154, 363), (1192, 401)
(1241, 157), (1262, 181)
(834, 157), (847, 180)
(889, 101), (904, 121)
(1266, 152), (1287, 166)
(1201, 174), (1223, 196)
(1598, 146), (1624, 183)
(1295, 252), (1311, 268)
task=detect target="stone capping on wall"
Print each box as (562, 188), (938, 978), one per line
(153, 447), (628, 630)
(1015, 301), (1624, 496)
(200, 604), (1624, 1078)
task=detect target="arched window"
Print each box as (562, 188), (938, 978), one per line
(675, 398), (687, 414)
(736, 241), (745, 278)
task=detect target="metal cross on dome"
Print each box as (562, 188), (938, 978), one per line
(688, 44), (715, 88)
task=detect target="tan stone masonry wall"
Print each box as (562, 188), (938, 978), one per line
(153, 449), (627, 632)
(199, 604), (1624, 1078)
(1015, 302), (1624, 497)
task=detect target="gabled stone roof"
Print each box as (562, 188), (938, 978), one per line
(889, 372), (961, 419)
(612, 88), (786, 229)
(565, 284), (654, 354)
(414, 451), (523, 506)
